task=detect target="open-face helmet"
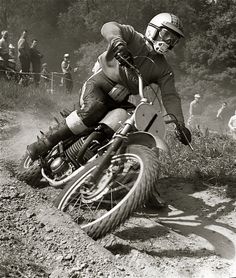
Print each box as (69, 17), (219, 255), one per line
(145, 13), (184, 54)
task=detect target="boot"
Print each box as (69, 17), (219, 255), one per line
(27, 111), (89, 161)
(27, 121), (74, 161)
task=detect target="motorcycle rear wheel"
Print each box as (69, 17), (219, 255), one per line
(16, 154), (42, 186)
(55, 144), (160, 239)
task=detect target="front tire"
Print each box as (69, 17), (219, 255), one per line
(55, 144), (160, 239)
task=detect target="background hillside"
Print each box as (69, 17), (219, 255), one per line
(0, 0), (235, 124)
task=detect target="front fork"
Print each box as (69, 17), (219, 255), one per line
(84, 117), (134, 186)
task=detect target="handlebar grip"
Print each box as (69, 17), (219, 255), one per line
(116, 53), (139, 73)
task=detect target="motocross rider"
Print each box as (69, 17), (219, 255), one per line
(28, 12), (191, 166)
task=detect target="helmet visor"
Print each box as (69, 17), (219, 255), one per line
(158, 28), (180, 48)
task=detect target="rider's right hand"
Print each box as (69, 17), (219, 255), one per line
(112, 42), (134, 68)
(175, 123), (192, 146)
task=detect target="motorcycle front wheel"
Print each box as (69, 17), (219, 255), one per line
(55, 144), (160, 239)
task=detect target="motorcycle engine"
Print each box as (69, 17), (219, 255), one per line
(50, 157), (72, 179)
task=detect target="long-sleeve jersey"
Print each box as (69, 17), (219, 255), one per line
(98, 22), (184, 123)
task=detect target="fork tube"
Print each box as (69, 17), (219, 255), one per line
(86, 123), (131, 183)
(138, 75), (144, 99)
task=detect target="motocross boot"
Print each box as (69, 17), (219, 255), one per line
(27, 121), (74, 161)
(27, 111), (89, 161)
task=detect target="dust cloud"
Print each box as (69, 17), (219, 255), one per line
(1, 110), (52, 160)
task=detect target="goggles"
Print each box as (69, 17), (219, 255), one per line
(158, 28), (180, 48)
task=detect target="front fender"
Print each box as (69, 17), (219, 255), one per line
(126, 131), (170, 156)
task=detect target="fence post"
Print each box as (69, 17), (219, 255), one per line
(50, 72), (54, 94)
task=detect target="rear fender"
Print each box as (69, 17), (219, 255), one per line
(126, 131), (170, 156)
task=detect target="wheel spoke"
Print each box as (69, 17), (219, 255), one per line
(58, 151), (146, 229)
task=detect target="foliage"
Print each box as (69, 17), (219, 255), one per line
(181, 0), (236, 90)
(74, 40), (106, 82)
(160, 129), (236, 183)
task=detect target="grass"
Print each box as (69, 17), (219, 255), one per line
(0, 79), (77, 116)
(160, 129), (236, 184)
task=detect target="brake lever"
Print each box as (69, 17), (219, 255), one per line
(116, 53), (140, 74)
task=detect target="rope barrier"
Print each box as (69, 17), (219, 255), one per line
(0, 67), (77, 93)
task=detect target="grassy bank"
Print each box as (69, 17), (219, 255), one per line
(160, 129), (236, 183)
(0, 80), (77, 117)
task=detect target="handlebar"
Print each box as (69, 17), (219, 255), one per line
(116, 53), (140, 74)
(116, 53), (145, 100)
(117, 54), (193, 150)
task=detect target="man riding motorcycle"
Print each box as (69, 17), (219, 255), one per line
(27, 13), (191, 206)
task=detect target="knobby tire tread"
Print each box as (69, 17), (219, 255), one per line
(55, 144), (160, 239)
(16, 154), (42, 186)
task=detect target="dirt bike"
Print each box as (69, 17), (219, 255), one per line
(17, 57), (182, 239)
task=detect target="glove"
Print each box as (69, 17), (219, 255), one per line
(175, 123), (192, 145)
(112, 42), (134, 68)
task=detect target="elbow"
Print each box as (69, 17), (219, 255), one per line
(101, 21), (120, 38)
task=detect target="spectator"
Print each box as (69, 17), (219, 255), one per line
(228, 110), (236, 139)
(30, 39), (43, 87)
(8, 44), (17, 72)
(0, 30), (9, 68)
(187, 94), (203, 130)
(9, 44), (16, 61)
(17, 30), (30, 73)
(41, 62), (50, 88)
(61, 53), (73, 94)
(216, 102), (228, 133)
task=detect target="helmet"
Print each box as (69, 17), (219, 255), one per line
(64, 53), (69, 58)
(145, 13), (184, 54)
(194, 94), (201, 98)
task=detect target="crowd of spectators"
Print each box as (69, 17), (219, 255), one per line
(0, 29), (73, 92)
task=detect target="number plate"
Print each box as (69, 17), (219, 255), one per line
(134, 103), (166, 139)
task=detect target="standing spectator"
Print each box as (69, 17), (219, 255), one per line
(0, 30), (9, 68)
(228, 110), (236, 139)
(30, 39), (43, 87)
(41, 63), (50, 88)
(9, 44), (16, 61)
(216, 102), (228, 134)
(187, 94), (203, 130)
(8, 44), (17, 70)
(61, 53), (73, 94)
(17, 30), (30, 73)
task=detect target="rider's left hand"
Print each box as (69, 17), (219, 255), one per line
(175, 123), (192, 145)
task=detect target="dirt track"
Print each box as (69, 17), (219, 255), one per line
(1, 109), (236, 278)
